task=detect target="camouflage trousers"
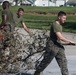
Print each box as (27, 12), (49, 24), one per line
(36, 39), (69, 75)
(0, 29), (17, 72)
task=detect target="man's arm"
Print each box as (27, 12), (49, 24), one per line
(56, 32), (76, 44)
(22, 22), (29, 33)
(22, 22), (33, 37)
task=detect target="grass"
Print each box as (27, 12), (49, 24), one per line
(0, 6), (76, 13)
(23, 13), (56, 21)
(9, 6), (76, 13)
(23, 13), (76, 22)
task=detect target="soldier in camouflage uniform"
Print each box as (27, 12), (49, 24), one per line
(0, 1), (16, 72)
(34, 11), (76, 75)
(0, 1), (15, 46)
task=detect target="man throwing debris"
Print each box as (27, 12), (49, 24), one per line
(34, 11), (76, 75)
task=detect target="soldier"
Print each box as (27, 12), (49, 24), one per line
(13, 8), (32, 36)
(0, 1), (16, 72)
(0, 1), (15, 47)
(0, 1), (15, 32)
(34, 11), (76, 75)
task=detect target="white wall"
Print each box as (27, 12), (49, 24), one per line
(56, 0), (65, 6)
(35, 0), (49, 6)
(35, 0), (69, 7)
(35, 0), (66, 7)
(49, 2), (55, 6)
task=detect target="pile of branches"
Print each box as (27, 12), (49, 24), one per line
(0, 28), (49, 73)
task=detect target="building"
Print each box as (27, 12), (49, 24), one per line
(55, 0), (65, 6)
(21, 0), (33, 6)
(0, 0), (70, 6)
(35, 0), (55, 6)
(35, 0), (69, 6)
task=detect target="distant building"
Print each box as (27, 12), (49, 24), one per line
(35, 0), (55, 6)
(0, 0), (70, 6)
(21, 0), (32, 6)
(35, 0), (69, 6)
(55, 0), (65, 6)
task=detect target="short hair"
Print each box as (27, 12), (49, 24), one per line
(18, 8), (24, 12)
(58, 11), (66, 17)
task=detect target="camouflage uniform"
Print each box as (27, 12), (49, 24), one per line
(35, 22), (69, 75)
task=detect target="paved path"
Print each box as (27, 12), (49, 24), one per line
(43, 56), (76, 75)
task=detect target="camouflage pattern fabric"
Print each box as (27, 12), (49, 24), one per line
(36, 39), (69, 75)
(0, 28), (49, 73)
(0, 24), (18, 73)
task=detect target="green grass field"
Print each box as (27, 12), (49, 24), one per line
(0, 6), (76, 33)
(9, 6), (76, 13)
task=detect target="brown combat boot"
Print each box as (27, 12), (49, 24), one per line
(34, 71), (40, 75)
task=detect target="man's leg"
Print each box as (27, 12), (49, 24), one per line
(34, 52), (54, 75)
(34, 40), (59, 75)
(55, 49), (69, 75)
(34, 47), (59, 75)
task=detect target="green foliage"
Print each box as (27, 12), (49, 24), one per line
(23, 14), (56, 21)
(67, 15), (76, 22)
(63, 22), (76, 33)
